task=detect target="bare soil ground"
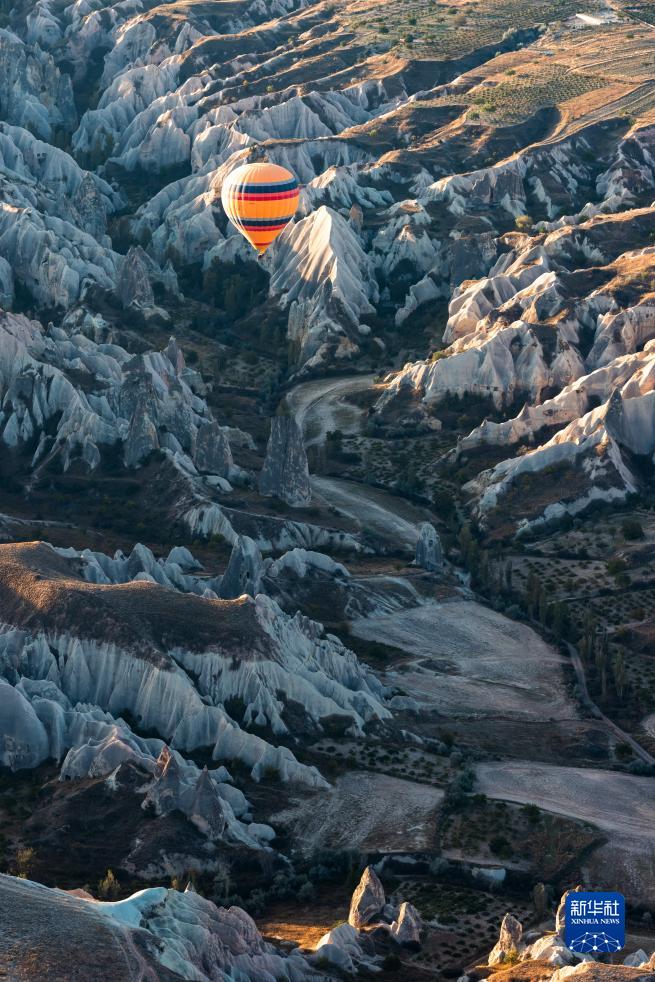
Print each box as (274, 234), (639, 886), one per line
(352, 600), (576, 720)
(269, 770), (444, 852)
(475, 761), (655, 838)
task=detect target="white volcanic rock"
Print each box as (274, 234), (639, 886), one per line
(46, 700), (261, 846)
(315, 922), (373, 973)
(379, 224), (441, 279)
(0, 123), (118, 237)
(0, 29), (76, 141)
(101, 18), (205, 88)
(259, 416), (312, 507)
(72, 61), (186, 165)
(466, 385), (655, 527)
(0, 678), (50, 770)
(175, 593), (390, 737)
(488, 913), (524, 965)
(270, 206), (377, 321)
(415, 523), (442, 571)
(0, 258), (13, 307)
(389, 902), (422, 948)
(77, 72), (367, 177)
(381, 321), (568, 412)
(0, 874), (314, 982)
(266, 548), (349, 582)
(381, 213), (654, 417)
(301, 164), (393, 214)
(0, 543), (388, 784)
(0, 204), (117, 308)
(142, 748), (230, 841)
(348, 866), (386, 928)
(524, 935), (575, 967)
(594, 125), (655, 212)
(270, 206), (377, 370)
(166, 546), (202, 571)
(63, 542), (219, 597)
(623, 950), (649, 967)
(589, 299), (655, 367)
(0, 312), (234, 475)
(184, 497), (364, 555)
(0, 611), (328, 789)
(116, 245), (155, 308)
(423, 157), (527, 220)
(460, 345), (655, 454)
(219, 535), (266, 599)
(100, 886), (315, 981)
(395, 271), (443, 326)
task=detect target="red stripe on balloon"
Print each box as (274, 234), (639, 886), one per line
(230, 190), (300, 202)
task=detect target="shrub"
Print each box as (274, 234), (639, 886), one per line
(98, 869), (120, 900)
(489, 834), (512, 858)
(622, 518), (644, 541)
(515, 214), (533, 232)
(15, 846), (36, 879)
(298, 881), (315, 902)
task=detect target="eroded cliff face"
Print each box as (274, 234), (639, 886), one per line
(0, 541), (388, 780)
(0, 0), (654, 975)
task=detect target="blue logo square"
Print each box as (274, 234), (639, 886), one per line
(565, 892), (625, 953)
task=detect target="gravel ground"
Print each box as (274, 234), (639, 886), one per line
(269, 771), (444, 852)
(352, 600), (575, 720)
(475, 761), (655, 838)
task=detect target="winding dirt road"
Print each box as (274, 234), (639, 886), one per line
(287, 373), (376, 447)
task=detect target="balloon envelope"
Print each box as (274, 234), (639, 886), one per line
(221, 161), (300, 255)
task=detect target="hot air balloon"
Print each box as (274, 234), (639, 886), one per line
(221, 161), (300, 256)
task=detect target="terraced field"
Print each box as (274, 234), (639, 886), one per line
(347, 0), (608, 58)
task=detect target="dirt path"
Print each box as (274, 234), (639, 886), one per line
(312, 474), (430, 552)
(566, 641), (655, 766)
(287, 374), (376, 447)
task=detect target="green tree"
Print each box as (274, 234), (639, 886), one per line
(613, 648), (627, 700)
(622, 518), (644, 540)
(505, 561), (513, 591)
(532, 881), (547, 918)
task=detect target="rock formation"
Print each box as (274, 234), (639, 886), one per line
(219, 535), (265, 599)
(348, 866), (386, 929)
(488, 912), (524, 965)
(0, 542), (389, 784)
(259, 415), (312, 507)
(0, 874), (313, 981)
(415, 522), (443, 571)
(389, 901), (422, 948)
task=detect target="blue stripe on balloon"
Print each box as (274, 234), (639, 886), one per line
(239, 216), (295, 227)
(231, 179), (298, 194)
